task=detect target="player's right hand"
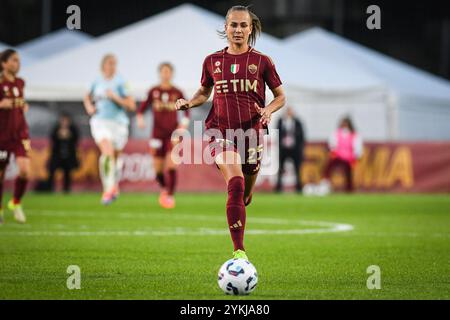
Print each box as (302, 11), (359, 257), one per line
(175, 98), (190, 111)
(86, 104), (96, 116)
(0, 98), (14, 109)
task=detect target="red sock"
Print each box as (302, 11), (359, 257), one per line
(156, 172), (165, 189)
(166, 169), (177, 196)
(13, 177), (28, 204)
(226, 176), (246, 251)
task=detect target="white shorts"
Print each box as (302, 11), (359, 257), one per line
(90, 118), (129, 150)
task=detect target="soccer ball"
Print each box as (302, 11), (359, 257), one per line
(217, 258), (258, 295)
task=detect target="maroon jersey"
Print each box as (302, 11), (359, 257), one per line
(201, 47), (282, 134)
(138, 85), (189, 139)
(0, 76), (29, 145)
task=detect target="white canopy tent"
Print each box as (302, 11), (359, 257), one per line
(285, 27), (450, 140)
(18, 29), (93, 60)
(21, 4), (392, 140)
(0, 42), (37, 67)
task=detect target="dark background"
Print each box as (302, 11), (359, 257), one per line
(1, 0), (449, 80)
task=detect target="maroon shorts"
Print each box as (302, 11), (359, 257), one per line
(149, 137), (174, 158)
(0, 139), (31, 169)
(208, 127), (266, 175)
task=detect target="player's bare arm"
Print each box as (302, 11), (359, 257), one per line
(106, 89), (136, 112)
(254, 85), (286, 126)
(136, 113), (146, 128)
(175, 86), (212, 110)
(83, 93), (96, 116)
(0, 98), (14, 109)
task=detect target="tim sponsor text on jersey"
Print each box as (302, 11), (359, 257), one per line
(215, 79), (258, 94)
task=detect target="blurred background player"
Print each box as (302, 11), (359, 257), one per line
(316, 116), (363, 195)
(275, 106), (305, 193)
(0, 49), (30, 224)
(83, 54), (136, 205)
(136, 62), (190, 209)
(175, 6), (285, 260)
(45, 113), (80, 193)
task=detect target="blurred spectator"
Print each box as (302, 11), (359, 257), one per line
(275, 106), (305, 193)
(46, 113), (80, 192)
(319, 116), (363, 194)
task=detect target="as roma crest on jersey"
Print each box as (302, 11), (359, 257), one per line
(161, 92), (169, 103)
(230, 64), (239, 74)
(248, 64), (258, 74)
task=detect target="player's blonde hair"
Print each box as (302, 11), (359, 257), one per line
(100, 53), (116, 71)
(218, 5), (262, 47)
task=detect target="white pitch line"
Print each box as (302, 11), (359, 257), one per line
(338, 231), (450, 239)
(0, 210), (354, 237)
(29, 209), (351, 228)
(0, 225), (353, 237)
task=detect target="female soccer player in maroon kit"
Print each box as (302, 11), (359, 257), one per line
(137, 63), (190, 209)
(0, 49), (30, 224)
(175, 6), (286, 259)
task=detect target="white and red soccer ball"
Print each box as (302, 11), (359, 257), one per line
(217, 258), (258, 295)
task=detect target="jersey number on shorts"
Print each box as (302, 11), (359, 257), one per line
(247, 144), (263, 164)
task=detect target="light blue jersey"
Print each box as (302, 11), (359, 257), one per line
(90, 74), (130, 125)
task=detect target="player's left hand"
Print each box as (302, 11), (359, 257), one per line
(175, 98), (190, 111)
(253, 103), (271, 126)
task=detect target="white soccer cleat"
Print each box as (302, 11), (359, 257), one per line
(316, 179), (331, 196)
(302, 183), (316, 196)
(8, 200), (27, 224)
(14, 206), (27, 223)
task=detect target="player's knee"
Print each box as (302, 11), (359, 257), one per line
(18, 168), (30, 179)
(15, 158), (31, 179)
(153, 160), (164, 173)
(18, 163), (30, 178)
(166, 158), (177, 171)
(99, 139), (114, 156)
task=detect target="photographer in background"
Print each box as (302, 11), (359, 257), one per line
(46, 113), (80, 193)
(275, 106), (305, 193)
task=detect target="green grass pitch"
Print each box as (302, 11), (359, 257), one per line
(0, 192), (449, 299)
